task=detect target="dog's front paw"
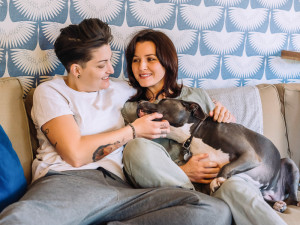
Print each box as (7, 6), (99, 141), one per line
(273, 201), (287, 213)
(297, 202), (300, 207)
(210, 177), (226, 193)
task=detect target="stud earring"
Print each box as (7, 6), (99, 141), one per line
(77, 74), (80, 79)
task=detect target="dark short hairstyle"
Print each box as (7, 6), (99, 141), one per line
(54, 18), (113, 72)
(125, 29), (182, 101)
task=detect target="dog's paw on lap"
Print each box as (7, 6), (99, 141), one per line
(210, 177), (226, 193)
(273, 201), (287, 212)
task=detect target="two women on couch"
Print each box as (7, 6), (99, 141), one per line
(0, 18), (286, 225)
(0, 18), (232, 225)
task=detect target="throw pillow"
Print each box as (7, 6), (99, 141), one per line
(0, 125), (27, 212)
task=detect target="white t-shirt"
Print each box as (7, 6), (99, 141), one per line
(31, 76), (135, 182)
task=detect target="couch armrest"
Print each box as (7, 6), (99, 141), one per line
(0, 78), (33, 184)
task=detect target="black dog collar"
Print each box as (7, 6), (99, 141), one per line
(182, 105), (208, 161)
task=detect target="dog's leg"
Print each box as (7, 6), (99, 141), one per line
(210, 150), (261, 192)
(263, 158), (299, 212)
(277, 158), (299, 209)
(281, 158), (299, 206)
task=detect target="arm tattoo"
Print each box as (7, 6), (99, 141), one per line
(93, 141), (121, 162)
(41, 127), (57, 148)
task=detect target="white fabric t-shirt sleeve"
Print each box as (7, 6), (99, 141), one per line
(32, 82), (73, 128)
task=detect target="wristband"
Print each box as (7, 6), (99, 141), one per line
(128, 123), (136, 139)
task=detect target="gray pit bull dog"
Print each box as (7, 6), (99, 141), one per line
(137, 98), (300, 212)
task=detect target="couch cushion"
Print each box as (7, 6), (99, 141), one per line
(276, 84), (300, 168)
(0, 125), (27, 212)
(0, 78), (33, 183)
(256, 84), (289, 159)
(25, 88), (38, 158)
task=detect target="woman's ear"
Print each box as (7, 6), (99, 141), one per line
(70, 64), (82, 79)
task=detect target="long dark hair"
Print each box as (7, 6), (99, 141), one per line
(125, 29), (182, 101)
(54, 18), (113, 72)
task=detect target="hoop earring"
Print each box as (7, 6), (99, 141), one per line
(77, 74), (80, 79)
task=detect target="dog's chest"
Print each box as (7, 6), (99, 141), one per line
(168, 124), (230, 167)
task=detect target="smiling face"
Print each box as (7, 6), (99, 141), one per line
(68, 44), (114, 92)
(80, 44), (114, 91)
(131, 41), (166, 97)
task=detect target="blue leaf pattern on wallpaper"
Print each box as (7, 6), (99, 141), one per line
(10, 46), (59, 75)
(251, 0), (292, 10)
(226, 6), (269, 32)
(72, 0), (124, 24)
(128, 0), (175, 28)
(205, 0), (247, 8)
(292, 34), (300, 51)
(1, 0), (300, 95)
(11, 0), (65, 21)
(158, 27), (198, 53)
(272, 8), (300, 33)
(178, 3), (224, 31)
(0, 18), (36, 49)
(0, 48), (4, 77)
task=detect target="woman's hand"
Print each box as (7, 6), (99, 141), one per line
(132, 113), (170, 140)
(180, 154), (220, 184)
(209, 100), (236, 123)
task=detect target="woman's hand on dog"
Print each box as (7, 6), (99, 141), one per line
(180, 153), (220, 184)
(210, 100), (236, 123)
(132, 113), (170, 139)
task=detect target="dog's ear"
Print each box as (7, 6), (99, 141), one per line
(181, 101), (206, 120)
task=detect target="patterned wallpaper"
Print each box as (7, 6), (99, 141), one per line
(1, 0), (300, 94)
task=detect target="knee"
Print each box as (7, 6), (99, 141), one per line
(219, 177), (240, 190)
(123, 138), (170, 175)
(123, 138), (158, 171)
(123, 138), (153, 165)
(215, 177), (240, 198)
(124, 138), (169, 161)
(214, 176), (255, 200)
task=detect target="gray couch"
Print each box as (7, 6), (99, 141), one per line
(0, 77), (299, 224)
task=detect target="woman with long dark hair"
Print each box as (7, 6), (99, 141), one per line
(122, 29), (287, 225)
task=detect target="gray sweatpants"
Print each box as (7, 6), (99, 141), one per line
(0, 168), (231, 225)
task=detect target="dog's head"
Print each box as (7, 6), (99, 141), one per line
(137, 99), (207, 127)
